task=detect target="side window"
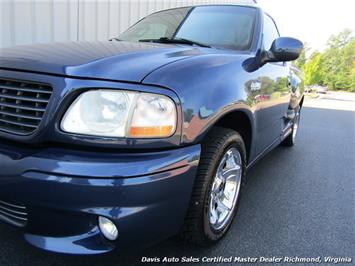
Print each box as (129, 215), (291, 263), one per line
(263, 15), (279, 50)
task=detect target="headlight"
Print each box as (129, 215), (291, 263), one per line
(61, 90), (176, 138)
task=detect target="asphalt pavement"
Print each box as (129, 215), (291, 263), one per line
(0, 93), (354, 266)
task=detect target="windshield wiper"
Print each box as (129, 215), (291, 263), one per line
(139, 37), (211, 48)
(109, 38), (122, 41)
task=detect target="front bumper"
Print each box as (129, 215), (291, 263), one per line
(0, 141), (200, 254)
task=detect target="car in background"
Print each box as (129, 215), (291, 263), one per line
(305, 85), (328, 94)
(305, 86), (312, 93)
(315, 85), (328, 94)
(0, 4), (303, 254)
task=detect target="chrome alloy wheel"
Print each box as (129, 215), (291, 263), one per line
(292, 113), (300, 142)
(209, 147), (242, 230)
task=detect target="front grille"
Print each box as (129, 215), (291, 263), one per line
(0, 78), (52, 135)
(0, 200), (28, 227)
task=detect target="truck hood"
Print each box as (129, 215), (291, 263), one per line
(0, 41), (202, 82)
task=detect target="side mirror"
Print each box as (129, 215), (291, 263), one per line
(266, 37), (303, 62)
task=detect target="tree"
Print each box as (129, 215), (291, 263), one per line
(303, 29), (355, 91)
(327, 29), (353, 49)
(293, 42), (310, 70)
(322, 29), (354, 90)
(304, 52), (324, 85)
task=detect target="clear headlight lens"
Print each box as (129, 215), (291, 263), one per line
(61, 90), (176, 138)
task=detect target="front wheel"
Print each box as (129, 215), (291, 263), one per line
(282, 110), (301, 146)
(180, 127), (246, 245)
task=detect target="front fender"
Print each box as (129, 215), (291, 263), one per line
(142, 53), (257, 145)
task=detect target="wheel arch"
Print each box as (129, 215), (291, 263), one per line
(200, 108), (255, 164)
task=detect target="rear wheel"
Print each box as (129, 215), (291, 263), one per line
(180, 127), (246, 244)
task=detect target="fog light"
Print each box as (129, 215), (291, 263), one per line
(98, 216), (118, 241)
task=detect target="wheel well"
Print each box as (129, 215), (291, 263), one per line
(213, 111), (252, 161)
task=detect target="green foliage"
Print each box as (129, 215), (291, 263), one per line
(293, 42), (310, 70)
(304, 52), (323, 85)
(303, 29), (355, 92)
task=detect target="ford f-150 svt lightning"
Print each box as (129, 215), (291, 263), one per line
(0, 5), (303, 254)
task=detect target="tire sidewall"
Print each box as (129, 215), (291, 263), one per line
(202, 133), (246, 242)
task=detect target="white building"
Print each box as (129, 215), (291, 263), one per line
(0, 0), (256, 49)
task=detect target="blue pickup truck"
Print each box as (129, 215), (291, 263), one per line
(0, 5), (303, 254)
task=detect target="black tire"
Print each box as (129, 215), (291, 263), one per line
(180, 127), (246, 245)
(282, 110), (301, 147)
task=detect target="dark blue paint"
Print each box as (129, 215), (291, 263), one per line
(0, 41), (203, 83)
(25, 228), (114, 255)
(0, 5), (303, 254)
(0, 141), (200, 254)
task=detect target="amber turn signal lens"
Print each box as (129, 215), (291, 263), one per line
(129, 126), (174, 138)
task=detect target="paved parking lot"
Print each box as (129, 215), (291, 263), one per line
(1, 92), (354, 265)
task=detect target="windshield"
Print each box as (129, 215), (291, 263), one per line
(119, 6), (257, 51)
